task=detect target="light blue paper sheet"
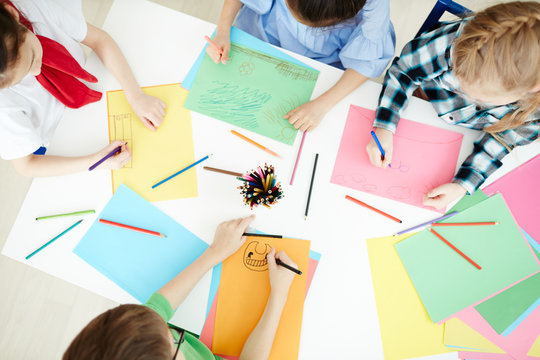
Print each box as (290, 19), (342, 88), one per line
(182, 26), (314, 91)
(73, 184), (208, 303)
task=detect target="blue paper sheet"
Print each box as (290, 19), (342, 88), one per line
(73, 184), (208, 303)
(182, 26), (314, 91)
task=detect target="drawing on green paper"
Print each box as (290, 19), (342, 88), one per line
(184, 42), (320, 145)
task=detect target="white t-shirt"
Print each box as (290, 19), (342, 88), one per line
(0, 0), (88, 160)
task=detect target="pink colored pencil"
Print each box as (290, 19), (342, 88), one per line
(204, 35), (223, 55)
(289, 131), (306, 185)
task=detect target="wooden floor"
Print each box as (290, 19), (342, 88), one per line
(0, 0), (511, 358)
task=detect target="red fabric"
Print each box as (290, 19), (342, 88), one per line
(5, 0), (102, 108)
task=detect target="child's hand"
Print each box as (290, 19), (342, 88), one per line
(284, 98), (331, 132)
(97, 140), (132, 170)
(206, 32), (230, 65)
(366, 128), (393, 168)
(423, 183), (467, 210)
(208, 215), (255, 263)
(267, 248), (296, 298)
(126, 92), (166, 131)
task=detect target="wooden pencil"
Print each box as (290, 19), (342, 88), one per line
(203, 166), (243, 177)
(304, 153), (319, 220)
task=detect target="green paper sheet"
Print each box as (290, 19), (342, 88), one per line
(184, 43), (319, 145)
(447, 190), (488, 214)
(395, 193), (540, 323)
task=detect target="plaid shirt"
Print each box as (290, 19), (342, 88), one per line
(373, 21), (540, 193)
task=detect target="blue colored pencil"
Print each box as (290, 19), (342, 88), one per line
(370, 131), (385, 159)
(89, 145), (123, 171)
(152, 154), (213, 189)
(25, 219), (83, 260)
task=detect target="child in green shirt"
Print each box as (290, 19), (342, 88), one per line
(63, 215), (298, 360)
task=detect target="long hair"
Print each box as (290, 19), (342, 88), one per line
(453, 1), (540, 134)
(286, 0), (367, 27)
(0, 1), (28, 87)
(63, 305), (172, 360)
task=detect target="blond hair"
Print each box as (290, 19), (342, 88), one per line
(453, 1), (540, 134)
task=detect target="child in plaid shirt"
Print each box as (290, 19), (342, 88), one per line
(367, 1), (540, 209)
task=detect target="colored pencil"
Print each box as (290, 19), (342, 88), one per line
(345, 195), (402, 223)
(36, 209), (95, 221)
(431, 222), (498, 227)
(231, 130), (280, 158)
(428, 227), (482, 270)
(289, 131), (306, 185)
(370, 131), (385, 159)
(99, 218), (166, 238)
(152, 154), (212, 189)
(304, 153), (319, 220)
(395, 211), (458, 235)
(203, 166), (242, 177)
(276, 258), (302, 275)
(243, 233), (283, 238)
(89, 145), (122, 171)
(204, 35), (223, 55)
(26, 220), (83, 260)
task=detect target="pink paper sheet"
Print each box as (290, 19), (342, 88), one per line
(459, 351), (540, 360)
(199, 257), (320, 359)
(331, 105), (463, 212)
(455, 304), (540, 359)
(483, 155), (540, 245)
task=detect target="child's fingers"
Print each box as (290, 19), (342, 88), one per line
(275, 251), (297, 268)
(238, 214), (256, 232)
(299, 122), (310, 132)
(367, 147), (384, 167)
(141, 118), (156, 131)
(381, 149), (393, 168)
(149, 111), (164, 127)
(205, 46), (221, 64)
(267, 248), (277, 269)
(159, 99), (166, 110)
(221, 47), (230, 64)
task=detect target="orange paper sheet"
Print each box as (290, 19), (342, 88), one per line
(213, 237), (311, 359)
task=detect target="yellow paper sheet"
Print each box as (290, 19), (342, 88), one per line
(107, 84), (196, 201)
(213, 237), (310, 359)
(443, 318), (504, 353)
(367, 234), (454, 360)
(529, 335), (540, 356)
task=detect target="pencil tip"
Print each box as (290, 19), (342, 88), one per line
(160, 234), (166, 238)
(495, 222), (500, 225)
(304, 216), (307, 220)
(399, 220), (403, 223)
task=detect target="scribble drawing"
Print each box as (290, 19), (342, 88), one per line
(238, 59), (255, 76)
(261, 95), (302, 143)
(387, 186), (411, 200)
(197, 80), (272, 128)
(333, 174), (345, 184)
(110, 113), (133, 168)
(352, 173), (367, 183)
(389, 160), (410, 173)
(232, 43), (318, 81)
(243, 241), (271, 272)
(362, 184), (378, 193)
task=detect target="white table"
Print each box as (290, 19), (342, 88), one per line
(3, 0), (539, 358)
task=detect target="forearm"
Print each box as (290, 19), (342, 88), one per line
(10, 153), (99, 177)
(158, 249), (220, 310)
(86, 25), (142, 100)
(239, 292), (288, 360)
(216, 0), (243, 35)
(316, 68), (368, 112)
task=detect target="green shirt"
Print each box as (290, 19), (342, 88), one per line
(144, 292), (219, 360)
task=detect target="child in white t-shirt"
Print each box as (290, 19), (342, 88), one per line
(0, 0), (166, 177)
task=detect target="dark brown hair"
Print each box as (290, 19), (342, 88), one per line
(286, 0), (367, 27)
(63, 304), (172, 360)
(0, 1), (28, 87)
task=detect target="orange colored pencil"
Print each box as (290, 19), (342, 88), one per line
(204, 35), (223, 55)
(230, 130), (280, 158)
(99, 219), (166, 238)
(345, 195), (402, 223)
(432, 222), (498, 227)
(428, 228), (481, 270)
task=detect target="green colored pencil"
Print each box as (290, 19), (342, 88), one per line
(35, 209), (95, 221)
(25, 220), (83, 260)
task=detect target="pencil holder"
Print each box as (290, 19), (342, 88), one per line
(238, 164), (284, 209)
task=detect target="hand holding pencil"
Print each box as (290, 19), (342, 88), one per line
(91, 140), (131, 171)
(267, 248), (297, 297)
(366, 128), (393, 168)
(205, 34), (230, 64)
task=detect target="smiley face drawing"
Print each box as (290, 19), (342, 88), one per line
(243, 241), (272, 271)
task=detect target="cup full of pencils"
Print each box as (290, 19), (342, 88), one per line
(238, 164), (283, 209)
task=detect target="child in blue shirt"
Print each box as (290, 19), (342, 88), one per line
(209, 0), (395, 131)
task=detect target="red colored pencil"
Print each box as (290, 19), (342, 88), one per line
(289, 131), (306, 185)
(432, 222), (498, 227)
(99, 219), (166, 238)
(345, 195), (402, 223)
(428, 228), (481, 270)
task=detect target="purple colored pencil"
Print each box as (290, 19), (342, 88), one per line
(395, 211), (459, 235)
(289, 131), (306, 185)
(88, 145), (123, 171)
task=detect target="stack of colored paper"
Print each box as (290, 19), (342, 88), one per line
(367, 189), (540, 359)
(199, 235), (318, 359)
(183, 27), (319, 146)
